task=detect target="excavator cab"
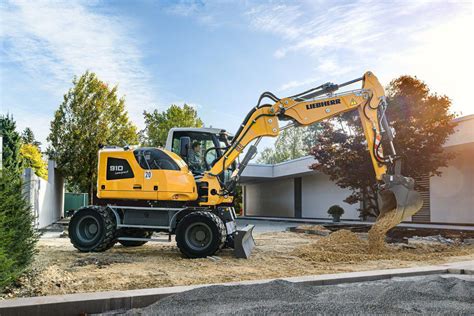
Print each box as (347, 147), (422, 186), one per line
(166, 128), (237, 185)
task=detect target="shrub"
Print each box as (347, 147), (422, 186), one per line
(327, 205), (345, 217)
(0, 169), (39, 291)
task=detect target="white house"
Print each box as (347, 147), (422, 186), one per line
(240, 115), (474, 224)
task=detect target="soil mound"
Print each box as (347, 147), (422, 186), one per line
(294, 229), (471, 264)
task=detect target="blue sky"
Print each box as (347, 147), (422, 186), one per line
(1, 0), (473, 148)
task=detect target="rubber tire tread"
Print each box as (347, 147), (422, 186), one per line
(69, 206), (116, 252)
(176, 211), (226, 258)
(118, 229), (153, 247)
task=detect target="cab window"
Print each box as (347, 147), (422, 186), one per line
(134, 148), (180, 170)
(172, 132), (218, 173)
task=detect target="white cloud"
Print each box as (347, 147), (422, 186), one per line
(163, 0), (222, 28)
(0, 0), (159, 143)
(165, 1), (203, 17)
(246, 0), (473, 115)
(245, 4), (304, 41)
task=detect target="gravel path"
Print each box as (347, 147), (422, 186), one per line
(104, 275), (473, 315)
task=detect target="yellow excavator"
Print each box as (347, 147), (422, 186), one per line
(68, 71), (423, 259)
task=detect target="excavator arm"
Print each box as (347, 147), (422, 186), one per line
(201, 71), (422, 225)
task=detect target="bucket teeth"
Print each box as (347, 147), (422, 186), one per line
(233, 224), (255, 259)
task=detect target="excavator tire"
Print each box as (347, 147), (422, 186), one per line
(69, 206), (116, 252)
(118, 229), (153, 247)
(176, 211), (226, 258)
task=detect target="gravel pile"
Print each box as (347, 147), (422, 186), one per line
(104, 276), (473, 315)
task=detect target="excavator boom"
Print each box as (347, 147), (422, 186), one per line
(201, 71), (423, 233)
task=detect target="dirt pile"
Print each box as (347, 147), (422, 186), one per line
(294, 229), (472, 264)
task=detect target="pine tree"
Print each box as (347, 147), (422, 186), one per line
(0, 116), (38, 291)
(1, 114), (22, 175)
(21, 127), (41, 148)
(0, 169), (39, 290)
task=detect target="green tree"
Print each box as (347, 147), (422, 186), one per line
(0, 114), (22, 174)
(142, 104), (203, 147)
(310, 76), (456, 218)
(257, 124), (321, 164)
(47, 71), (138, 201)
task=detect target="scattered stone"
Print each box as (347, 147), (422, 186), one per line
(207, 256), (222, 261)
(59, 231), (68, 238)
(71, 256), (132, 268)
(409, 235), (456, 245)
(39, 222), (66, 233)
(463, 238), (474, 245)
(400, 243), (417, 249)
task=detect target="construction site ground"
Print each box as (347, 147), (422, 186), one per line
(2, 222), (473, 299)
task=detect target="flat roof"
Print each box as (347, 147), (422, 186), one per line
(241, 156), (316, 183)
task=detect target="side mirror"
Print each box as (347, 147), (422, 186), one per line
(179, 136), (191, 160)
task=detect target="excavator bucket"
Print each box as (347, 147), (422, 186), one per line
(233, 224), (255, 259)
(378, 175), (424, 223)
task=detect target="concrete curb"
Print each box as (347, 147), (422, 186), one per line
(1, 261), (472, 316)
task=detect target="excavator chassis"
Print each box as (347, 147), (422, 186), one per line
(68, 205), (255, 259)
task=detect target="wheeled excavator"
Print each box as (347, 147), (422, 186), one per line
(68, 71), (423, 259)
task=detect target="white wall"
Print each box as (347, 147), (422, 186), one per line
(430, 145), (474, 224)
(443, 115), (474, 147)
(244, 178), (294, 217)
(302, 174), (359, 220)
(24, 160), (64, 229)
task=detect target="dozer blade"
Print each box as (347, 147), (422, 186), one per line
(378, 175), (424, 223)
(233, 224), (255, 259)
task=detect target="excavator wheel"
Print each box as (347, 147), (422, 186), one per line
(68, 206), (116, 252)
(118, 229), (153, 247)
(176, 211), (226, 258)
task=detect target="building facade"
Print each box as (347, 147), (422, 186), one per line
(240, 115), (474, 224)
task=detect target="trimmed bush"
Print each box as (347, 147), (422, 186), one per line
(328, 205), (344, 222)
(0, 169), (39, 291)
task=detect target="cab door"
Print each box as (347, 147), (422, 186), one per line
(133, 149), (159, 200)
